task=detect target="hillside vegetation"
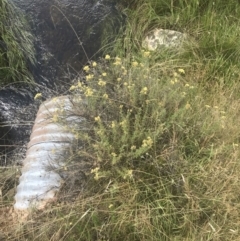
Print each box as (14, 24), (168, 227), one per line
(1, 0), (240, 240)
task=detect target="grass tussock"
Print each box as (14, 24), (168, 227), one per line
(2, 0), (240, 240)
(0, 0), (35, 85)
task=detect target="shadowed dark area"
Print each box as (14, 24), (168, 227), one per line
(12, 0), (123, 87)
(0, 0), (124, 164)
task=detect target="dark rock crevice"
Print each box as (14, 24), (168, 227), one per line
(0, 0), (124, 164)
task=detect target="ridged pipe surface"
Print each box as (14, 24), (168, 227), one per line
(14, 96), (84, 211)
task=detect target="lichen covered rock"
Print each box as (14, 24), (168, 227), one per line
(142, 28), (187, 51)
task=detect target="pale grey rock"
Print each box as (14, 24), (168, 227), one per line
(142, 28), (187, 51)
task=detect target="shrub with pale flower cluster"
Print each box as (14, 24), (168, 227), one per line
(70, 52), (200, 182)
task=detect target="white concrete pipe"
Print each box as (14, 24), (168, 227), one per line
(14, 96), (84, 211)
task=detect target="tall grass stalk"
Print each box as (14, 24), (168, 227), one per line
(0, 0), (35, 85)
